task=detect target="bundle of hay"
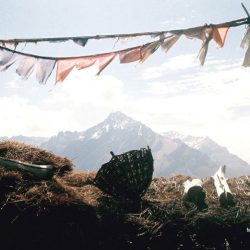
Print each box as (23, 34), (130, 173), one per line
(0, 141), (74, 176)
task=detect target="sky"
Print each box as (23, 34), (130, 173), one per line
(1, 0), (250, 163)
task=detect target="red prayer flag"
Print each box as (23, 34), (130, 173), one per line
(97, 53), (116, 75)
(140, 41), (160, 63)
(212, 27), (229, 48)
(119, 47), (142, 63)
(56, 57), (96, 83)
(205, 27), (229, 48)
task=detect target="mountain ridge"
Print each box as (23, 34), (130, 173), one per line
(163, 131), (250, 176)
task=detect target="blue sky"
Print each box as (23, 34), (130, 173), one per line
(1, 0), (250, 163)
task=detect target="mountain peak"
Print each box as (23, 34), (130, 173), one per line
(107, 111), (133, 121)
(104, 111), (137, 129)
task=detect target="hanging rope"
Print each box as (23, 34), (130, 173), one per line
(0, 17), (249, 45)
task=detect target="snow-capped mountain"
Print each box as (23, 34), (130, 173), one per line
(41, 112), (223, 177)
(163, 131), (250, 177)
(162, 131), (208, 150)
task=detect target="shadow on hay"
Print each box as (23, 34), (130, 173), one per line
(0, 141), (74, 176)
(0, 173), (97, 250)
(0, 200), (98, 250)
(1, 171), (250, 250)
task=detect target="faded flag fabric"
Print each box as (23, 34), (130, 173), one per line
(197, 27), (229, 66)
(182, 27), (210, 65)
(119, 47), (142, 63)
(161, 35), (180, 53)
(0, 47), (18, 71)
(56, 53), (116, 83)
(96, 53), (116, 75)
(241, 25), (250, 67)
(198, 40), (210, 66)
(183, 27), (206, 41)
(36, 58), (56, 84)
(241, 26), (250, 49)
(16, 56), (37, 80)
(1, 47), (56, 83)
(243, 47), (250, 67)
(72, 38), (89, 47)
(141, 41), (160, 63)
(198, 31), (212, 66)
(17, 56), (56, 83)
(56, 56), (97, 83)
(211, 27), (229, 48)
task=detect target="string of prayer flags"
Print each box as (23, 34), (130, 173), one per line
(0, 12), (250, 84)
(0, 15), (247, 48)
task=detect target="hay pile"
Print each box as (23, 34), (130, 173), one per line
(0, 141), (250, 249)
(0, 141), (74, 175)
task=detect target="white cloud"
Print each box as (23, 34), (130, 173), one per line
(43, 67), (127, 117)
(5, 79), (23, 89)
(0, 68), (128, 137)
(0, 95), (60, 136)
(141, 54), (199, 80)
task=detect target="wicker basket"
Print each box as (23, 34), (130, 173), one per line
(94, 147), (154, 200)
